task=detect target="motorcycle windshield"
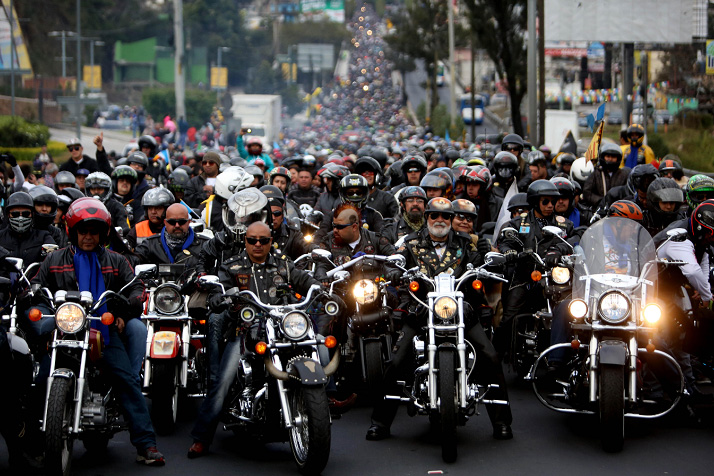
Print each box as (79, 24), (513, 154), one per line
(573, 217), (657, 305)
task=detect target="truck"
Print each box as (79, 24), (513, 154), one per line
(230, 94), (282, 146)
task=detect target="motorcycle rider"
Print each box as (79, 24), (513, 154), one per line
(420, 169), (453, 199)
(0, 191), (56, 267)
(621, 123), (655, 169)
(167, 168), (191, 204)
(187, 221), (318, 459)
(390, 154), (427, 195)
(85, 171), (131, 234)
(59, 138), (100, 175)
(126, 151), (152, 208)
(382, 186), (427, 244)
(367, 197), (513, 441)
(236, 129), (275, 171)
(315, 164), (351, 215)
(30, 197), (165, 466)
(28, 185), (68, 248)
(459, 165), (502, 232)
(550, 176), (590, 228)
(355, 156), (398, 219)
(268, 166), (292, 193)
(112, 165), (143, 226)
(582, 143), (631, 208)
(287, 168), (321, 208)
(184, 151), (222, 208)
(599, 163), (658, 211)
(517, 150), (549, 192)
(554, 152), (576, 177)
(684, 174), (714, 216)
(491, 151), (520, 200)
(451, 198), (492, 254)
(200, 166), (255, 232)
(500, 133), (526, 175)
(126, 188), (175, 249)
(54, 171), (77, 193)
(260, 184), (310, 257)
(644, 177), (686, 236)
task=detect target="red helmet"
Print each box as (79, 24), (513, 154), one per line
(65, 197), (111, 244)
(460, 165), (492, 191)
(690, 199), (714, 241)
(246, 137), (263, 148)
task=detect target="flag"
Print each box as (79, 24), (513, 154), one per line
(584, 120), (604, 163)
(154, 148), (170, 165)
(586, 113), (595, 132)
(595, 102), (606, 122)
(494, 180), (519, 239)
(558, 130), (578, 155)
(445, 129), (450, 144)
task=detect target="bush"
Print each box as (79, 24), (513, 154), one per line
(647, 133), (669, 158)
(0, 116), (50, 148)
(0, 140), (67, 163)
(416, 103), (464, 140)
(142, 88), (215, 128)
(675, 110), (714, 129)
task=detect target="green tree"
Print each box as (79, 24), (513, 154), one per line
(462, 0), (527, 137)
(246, 61), (303, 116)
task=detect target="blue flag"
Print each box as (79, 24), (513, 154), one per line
(586, 114), (595, 132)
(596, 102), (606, 122)
(444, 129), (450, 143)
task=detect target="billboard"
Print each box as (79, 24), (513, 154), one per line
(0, 0), (32, 76)
(545, 0), (707, 44)
(301, 0), (344, 23)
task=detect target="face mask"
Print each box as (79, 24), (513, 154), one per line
(497, 167), (513, 179)
(9, 216), (32, 234)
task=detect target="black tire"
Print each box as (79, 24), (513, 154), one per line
(288, 386), (331, 475)
(150, 362), (179, 435)
(599, 364), (625, 453)
(45, 378), (75, 476)
(363, 340), (384, 402)
(438, 349), (457, 463)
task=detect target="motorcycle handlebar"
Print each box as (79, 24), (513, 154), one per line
(325, 254), (392, 278)
(231, 283), (323, 311)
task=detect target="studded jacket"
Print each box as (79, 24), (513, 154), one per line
(315, 228), (395, 280)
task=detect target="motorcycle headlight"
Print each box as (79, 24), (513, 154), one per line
(433, 296), (457, 321)
(569, 299), (588, 319)
(598, 291), (630, 324)
(643, 303), (662, 325)
(551, 267), (570, 285)
(353, 279), (378, 305)
(282, 311), (310, 340)
(154, 284), (183, 315)
(55, 302), (86, 334)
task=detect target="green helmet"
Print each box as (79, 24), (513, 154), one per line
(685, 174), (714, 210)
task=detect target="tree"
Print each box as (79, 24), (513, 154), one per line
(462, 0), (527, 137)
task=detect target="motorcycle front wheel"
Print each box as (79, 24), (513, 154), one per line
(45, 378), (75, 476)
(363, 340), (384, 402)
(599, 364), (625, 452)
(438, 348), (457, 463)
(288, 386), (331, 475)
(150, 362), (180, 435)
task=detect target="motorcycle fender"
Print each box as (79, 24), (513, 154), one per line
(287, 357), (327, 385)
(150, 331), (181, 359)
(349, 307), (392, 334)
(6, 332), (30, 355)
(598, 341), (627, 366)
(51, 368), (75, 380)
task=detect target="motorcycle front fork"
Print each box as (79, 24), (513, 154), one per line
(587, 334), (638, 403)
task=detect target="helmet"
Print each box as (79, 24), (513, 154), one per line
(647, 177), (684, 219)
(222, 187), (269, 237)
(452, 198), (477, 217)
(141, 187), (175, 208)
(598, 143), (623, 170)
(84, 172), (113, 202)
(399, 185), (427, 205)
(138, 135), (158, 157)
(685, 174), (714, 210)
(420, 170), (453, 198)
(539, 144), (552, 155)
(126, 151), (150, 170)
(493, 151), (519, 180)
(627, 164), (658, 195)
(444, 148), (460, 164)
(369, 147), (389, 169)
(111, 165), (138, 196)
(321, 164), (351, 181)
(6, 191), (34, 234)
(401, 154), (428, 176)
(302, 154), (317, 168)
(527, 179), (560, 208)
(658, 158), (683, 177)
(690, 199), (714, 241)
(527, 150), (547, 166)
(269, 166), (292, 188)
(627, 124), (645, 147)
(167, 169), (190, 194)
(259, 184), (285, 207)
(549, 176), (575, 200)
(557, 152), (577, 166)
(55, 171), (76, 189)
(607, 200), (644, 221)
(420, 141), (437, 153)
(244, 165), (265, 188)
(355, 156), (383, 187)
(507, 192), (530, 212)
(214, 167), (254, 200)
(246, 137), (263, 148)
(339, 174), (370, 208)
(58, 188), (85, 214)
(460, 165), (492, 191)
(28, 185), (59, 212)
(501, 133), (525, 152)
(65, 197), (112, 245)
(425, 197), (453, 215)
(569, 157), (595, 185)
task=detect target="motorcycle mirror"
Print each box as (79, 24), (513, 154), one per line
(542, 225), (566, 238)
(198, 275), (221, 286)
(500, 227), (519, 240)
(189, 221), (205, 233)
(333, 270), (351, 281)
(114, 226), (124, 238)
(134, 264), (157, 278)
(5, 257), (23, 272)
(666, 228), (687, 242)
(42, 244), (59, 253)
(484, 251), (506, 266)
(386, 254), (406, 269)
(288, 216), (301, 229)
(311, 249), (333, 260)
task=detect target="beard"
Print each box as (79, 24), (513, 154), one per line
(428, 221), (450, 238)
(406, 209), (423, 222)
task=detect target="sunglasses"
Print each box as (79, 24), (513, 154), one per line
(540, 198), (555, 206)
(504, 146), (521, 152)
(67, 145), (82, 151)
(406, 168), (421, 173)
(427, 212), (453, 220)
(454, 213), (474, 222)
(272, 210), (283, 217)
(9, 211), (31, 218)
(332, 222), (353, 230)
(202, 160), (217, 166)
(165, 218), (189, 226)
(246, 237), (271, 245)
(76, 227), (100, 235)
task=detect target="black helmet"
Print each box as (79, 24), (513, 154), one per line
(28, 185), (58, 229)
(444, 148), (460, 164)
(527, 179), (560, 208)
(339, 174), (369, 208)
(383, 160), (403, 188)
(259, 184), (285, 207)
(549, 176), (575, 200)
(369, 147), (389, 169)
(527, 150), (547, 167)
(420, 170), (453, 198)
(658, 157), (684, 178)
(557, 152), (577, 166)
(54, 171), (76, 191)
(354, 156), (382, 187)
(244, 165), (265, 188)
(501, 133), (524, 153)
(689, 199), (714, 241)
(138, 135), (157, 157)
(647, 177), (684, 219)
(598, 143), (623, 171)
(126, 151), (149, 170)
(58, 188), (85, 214)
(627, 163), (658, 195)
(168, 168), (190, 194)
(399, 185), (427, 205)
(6, 191), (34, 234)
(141, 187), (175, 208)
(401, 154), (427, 179)
(493, 151), (519, 180)
(321, 164), (351, 181)
(507, 192), (530, 212)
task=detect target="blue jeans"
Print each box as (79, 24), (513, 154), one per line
(124, 318), (147, 379)
(191, 335), (244, 445)
(548, 300), (571, 364)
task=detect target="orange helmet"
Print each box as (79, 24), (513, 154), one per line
(607, 200), (643, 222)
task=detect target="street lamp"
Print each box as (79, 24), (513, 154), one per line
(216, 46), (230, 102)
(89, 40), (104, 91)
(48, 30), (76, 77)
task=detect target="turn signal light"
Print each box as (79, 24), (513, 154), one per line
(100, 312), (114, 325)
(295, 293), (302, 299)
(531, 270), (542, 282)
(324, 335), (337, 348)
(646, 342), (656, 353)
(472, 280), (483, 291)
(409, 281), (419, 292)
(29, 308), (42, 322)
(255, 341), (268, 355)
(571, 339), (580, 349)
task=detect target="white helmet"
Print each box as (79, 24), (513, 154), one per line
(214, 166), (254, 200)
(570, 157), (594, 185)
(222, 187), (269, 237)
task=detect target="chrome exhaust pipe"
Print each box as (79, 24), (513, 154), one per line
(264, 355), (289, 381)
(323, 346), (341, 376)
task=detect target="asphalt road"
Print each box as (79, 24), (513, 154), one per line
(2, 369), (711, 476)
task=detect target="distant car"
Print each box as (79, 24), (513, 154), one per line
(607, 110), (623, 125)
(490, 93), (508, 107)
(654, 110), (672, 125)
(578, 115), (589, 128)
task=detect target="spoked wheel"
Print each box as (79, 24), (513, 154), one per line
(363, 340), (384, 403)
(150, 363), (179, 435)
(438, 349), (457, 463)
(288, 386), (331, 475)
(45, 378), (75, 476)
(599, 364), (625, 452)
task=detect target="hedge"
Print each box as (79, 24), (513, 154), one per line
(141, 88), (215, 128)
(0, 140), (69, 163)
(0, 116), (50, 147)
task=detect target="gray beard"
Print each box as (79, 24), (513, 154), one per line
(428, 222), (450, 238)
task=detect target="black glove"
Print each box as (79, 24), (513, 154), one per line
(476, 237), (491, 256)
(504, 249), (518, 264)
(4, 153), (16, 168)
(208, 293), (229, 312)
(545, 251), (561, 268)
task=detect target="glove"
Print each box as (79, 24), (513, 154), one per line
(476, 237), (491, 256)
(5, 153), (16, 168)
(504, 249), (518, 264)
(208, 293), (229, 312)
(545, 251), (561, 268)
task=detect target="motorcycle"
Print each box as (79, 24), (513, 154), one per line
(138, 263), (208, 434)
(386, 252), (509, 462)
(199, 275), (341, 475)
(527, 218), (686, 452)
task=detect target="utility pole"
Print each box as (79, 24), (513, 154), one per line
(622, 43), (634, 131)
(9, 0), (15, 117)
(537, 0), (545, 147)
(174, 0), (186, 121)
(447, 0), (456, 131)
(49, 31), (76, 77)
(470, 35), (476, 142)
(75, 0), (82, 139)
(641, 51), (648, 135)
(527, 0), (537, 142)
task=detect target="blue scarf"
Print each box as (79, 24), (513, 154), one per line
(160, 227), (195, 264)
(73, 247), (109, 343)
(568, 208), (581, 228)
(625, 146), (639, 169)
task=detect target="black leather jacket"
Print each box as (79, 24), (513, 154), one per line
(315, 228), (395, 279)
(134, 230), (209, 269)
(313, 205), (384, 244)
(287, 184), (322, 209)
(0, 226), (56, 268)
(365, 188), (399, 219)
